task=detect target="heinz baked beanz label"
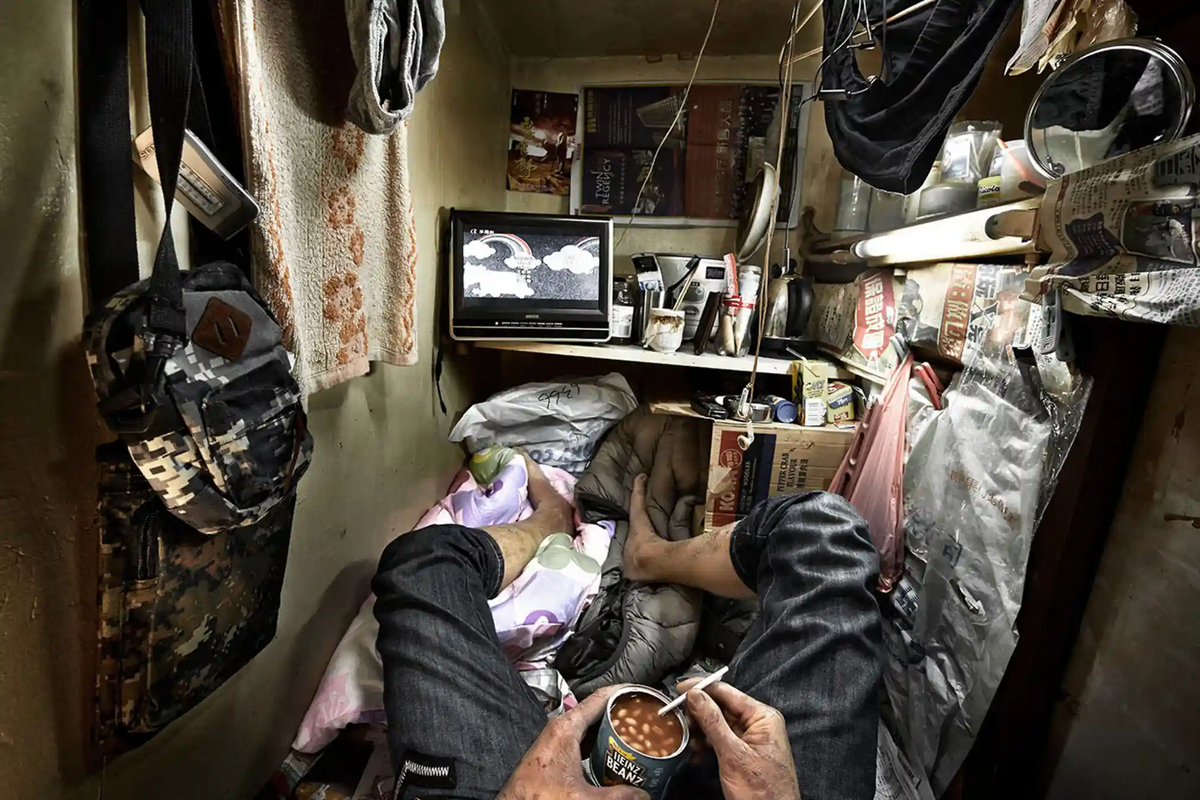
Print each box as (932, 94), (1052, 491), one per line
(589, 686), (689, 799)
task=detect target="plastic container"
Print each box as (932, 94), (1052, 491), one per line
(940, 121), (1003, 185)
(763, 394), (799, 423)
(997, 140), (1044, 203)
(904, 161), (942, 225)
(834, 174), (872, 237)
(868, 189), (906, 232)
(633, 288), (664, 343)
(717, 265), (761, 357)
(918, 181), (978, 219)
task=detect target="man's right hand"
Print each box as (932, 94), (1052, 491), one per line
(679, 680), (801, 800)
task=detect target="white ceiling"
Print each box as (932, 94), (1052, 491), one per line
(482, 0), (825, 58)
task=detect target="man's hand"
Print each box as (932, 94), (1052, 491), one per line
(497, 685), (650, 799)
(679, 679), (801, 800)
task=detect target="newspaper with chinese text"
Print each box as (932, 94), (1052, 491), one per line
(1025, 133), (1200, 325)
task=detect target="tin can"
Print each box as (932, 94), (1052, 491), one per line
(763, 394), (798, 424)
(588, 686), (690, 799)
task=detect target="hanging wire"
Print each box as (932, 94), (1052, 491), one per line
(739, 0), (804, 450)
(614, 0), (721, 252)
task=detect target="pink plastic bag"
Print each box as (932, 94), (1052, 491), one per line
(830, 353), (913, 592)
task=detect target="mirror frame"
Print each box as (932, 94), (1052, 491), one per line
(1023, 37), (1196, 180)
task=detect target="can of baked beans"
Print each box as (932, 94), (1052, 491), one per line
(588, 686), (690, 800)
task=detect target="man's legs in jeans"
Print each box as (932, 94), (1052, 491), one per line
(626, 489), (884, 800)
(372, 459), (574, 800)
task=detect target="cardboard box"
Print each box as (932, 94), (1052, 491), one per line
(705, 422), (855, 532)
(791, 360), (828, 427)
(827, 381), (856, 425)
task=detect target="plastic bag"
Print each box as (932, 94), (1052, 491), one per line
(1040, 0), (1138, 73)
(881, 322), (1091, 794)
(831, 354), (914, 591)
(449, 373), (638, 475)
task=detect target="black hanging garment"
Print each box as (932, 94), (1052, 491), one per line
(822, 0), (1021, 194)
(77, 0), (308, 756)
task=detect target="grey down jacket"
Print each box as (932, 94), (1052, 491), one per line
(553, 409), (707, 697)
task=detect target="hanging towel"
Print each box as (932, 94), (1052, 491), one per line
(345, 0), (445, 134)
(218, 0), (420, 395)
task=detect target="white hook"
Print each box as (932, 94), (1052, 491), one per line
(736, 385), (755, 450)
(738, 417), (755, 451)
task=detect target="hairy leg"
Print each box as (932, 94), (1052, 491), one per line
(485, 455), (575, 590)
(623, 473), (755, 599)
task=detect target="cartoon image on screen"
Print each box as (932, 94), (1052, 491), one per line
(462, 230), (601, 301)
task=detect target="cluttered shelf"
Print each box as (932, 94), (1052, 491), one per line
(473, 340), (854, 380)
(647, 398), (858, 430)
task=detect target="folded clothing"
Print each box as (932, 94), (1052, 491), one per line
(291, 450), (611, 753)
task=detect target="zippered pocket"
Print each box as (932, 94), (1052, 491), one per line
(133, 504), (162, 582)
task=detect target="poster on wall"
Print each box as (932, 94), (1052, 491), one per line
(507, 90), (579, 195)
(577, 83), (806, 220)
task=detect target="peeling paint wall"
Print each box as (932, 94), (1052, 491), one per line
(1041, 327), (1200, 798)
(0, 0), (509, 797)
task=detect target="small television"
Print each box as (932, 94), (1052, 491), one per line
(448, 210), (613, 341)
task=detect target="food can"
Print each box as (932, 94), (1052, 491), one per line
(763, 394), (798, 424)
(588, 686), (690, 799)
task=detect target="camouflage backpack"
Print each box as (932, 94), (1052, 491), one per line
(85, 262), (312, 534)
(78, 0), (310, 754)
(82, 3), (311, 536)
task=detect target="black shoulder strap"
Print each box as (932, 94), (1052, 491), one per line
(141, 0), (194, 344)
(77, 0), (139, 308)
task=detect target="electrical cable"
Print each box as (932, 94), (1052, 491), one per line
(780, 0), (825, 88)
(738, 0), (803, 450)
(788, 0), (933, 65)
(795, 0), (866, 110)
(614, 0), (721, 251)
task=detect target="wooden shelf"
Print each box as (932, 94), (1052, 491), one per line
(647, 399), (857, 432)
(473, 341), (853, 380)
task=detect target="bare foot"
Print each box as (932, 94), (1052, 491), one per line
(524, 455), (574, 535)
(624, 473), (672, 583)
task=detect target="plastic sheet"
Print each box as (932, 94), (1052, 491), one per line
(1041, 0), (1138, 73)
(881, 302), (1092, 793)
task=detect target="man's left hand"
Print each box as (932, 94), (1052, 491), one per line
(497, 685), (649, 799)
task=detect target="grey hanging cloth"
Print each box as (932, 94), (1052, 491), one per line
(822, 0), (1020, 194)
(346, 0), (445, 134)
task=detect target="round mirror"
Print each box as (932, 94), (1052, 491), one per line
(1025, 38), (1195, 179)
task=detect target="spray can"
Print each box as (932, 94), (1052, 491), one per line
(588, 686), (690, 800)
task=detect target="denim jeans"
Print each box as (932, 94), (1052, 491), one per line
(373, 492), (883, 800)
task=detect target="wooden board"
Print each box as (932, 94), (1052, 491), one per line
(474, 341), (853, 379)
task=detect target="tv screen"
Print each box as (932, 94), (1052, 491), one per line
(460, 224), (602, 309)
(449, 210), (613, 341)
